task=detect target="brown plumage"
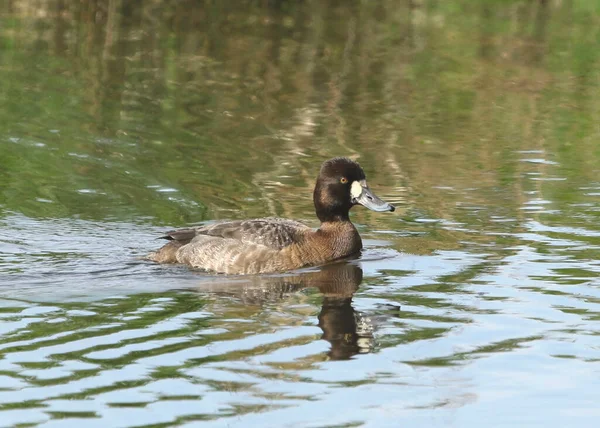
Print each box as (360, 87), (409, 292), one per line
(147, 157), (395, 275)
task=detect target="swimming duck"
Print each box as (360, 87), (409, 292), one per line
(148, 157), (395, 275)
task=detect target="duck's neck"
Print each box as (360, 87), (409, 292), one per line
(316, 212), (350, 223)
(319, 219), (354, 232)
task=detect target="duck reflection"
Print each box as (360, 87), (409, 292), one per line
(314, 263), (374, 360)
(194, 261), (372, 360)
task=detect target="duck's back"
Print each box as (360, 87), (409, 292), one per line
(192, 218), (309, 249)
(149, 218), (313, 275)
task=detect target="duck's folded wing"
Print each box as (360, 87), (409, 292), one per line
(161, 218), (310, 250)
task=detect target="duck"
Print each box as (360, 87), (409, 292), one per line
(147, 157), (395, 275)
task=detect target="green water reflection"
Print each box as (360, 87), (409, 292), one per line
(1, 0), (598, 231)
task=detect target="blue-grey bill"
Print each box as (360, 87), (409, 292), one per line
(354, 187), (395, 212)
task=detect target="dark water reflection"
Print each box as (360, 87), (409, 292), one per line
(196, 261), (369, 360)
(2, 0), (600, 426)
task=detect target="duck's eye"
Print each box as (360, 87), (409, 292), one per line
(340, 177), (348, 184)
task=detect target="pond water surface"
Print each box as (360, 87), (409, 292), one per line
(1, 1), (600, 427)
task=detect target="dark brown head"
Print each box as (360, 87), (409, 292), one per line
(313, 157), (395, 223)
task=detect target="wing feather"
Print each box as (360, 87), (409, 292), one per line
(162, 217), (310, 250)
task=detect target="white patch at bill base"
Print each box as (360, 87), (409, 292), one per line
(351, 181), (364, 198)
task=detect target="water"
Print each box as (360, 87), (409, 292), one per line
(1, 0), (600, 426)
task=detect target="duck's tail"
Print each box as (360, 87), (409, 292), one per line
(145, 240), (184, 263)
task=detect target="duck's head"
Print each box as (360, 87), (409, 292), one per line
(313, 157), (395, 222)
